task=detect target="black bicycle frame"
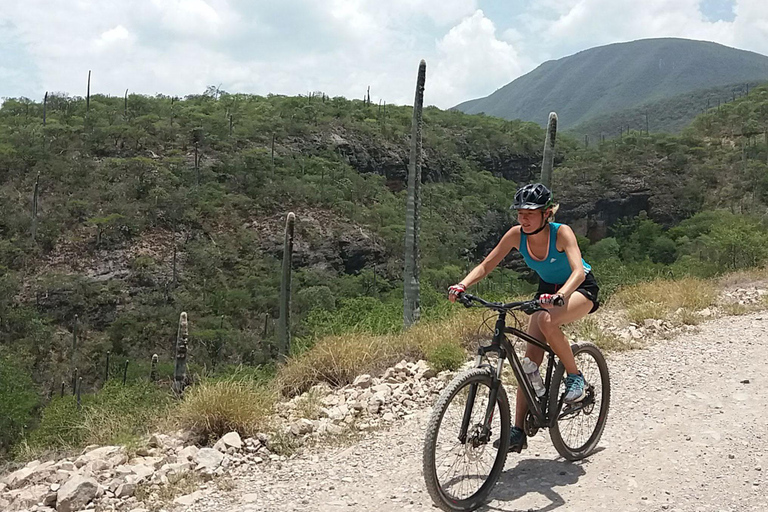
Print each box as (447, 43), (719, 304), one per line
(458, 310), (560, 443)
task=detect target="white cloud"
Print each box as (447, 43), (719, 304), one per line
(2, 0), (768, 109)
(431, 10), (528, 106)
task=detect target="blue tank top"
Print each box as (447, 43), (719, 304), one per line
(519, 222), (591, 285)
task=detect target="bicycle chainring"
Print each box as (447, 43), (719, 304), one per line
(523, 410), (539, 437)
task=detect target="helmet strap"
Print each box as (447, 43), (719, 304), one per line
(522, 222), (548, 236)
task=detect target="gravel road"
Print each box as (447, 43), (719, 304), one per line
(191, 312), (768, 512)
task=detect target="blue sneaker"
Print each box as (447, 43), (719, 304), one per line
(493, 426), (527, 453)
(564, 372), (586, 403)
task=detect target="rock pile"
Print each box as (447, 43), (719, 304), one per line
(0, 431), (275, 511)
(0, 360), (451, 511)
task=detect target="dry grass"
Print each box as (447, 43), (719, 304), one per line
(612, 277), (716, 324)
(721, 302), (761, 316)
(292, 388), (324, 420)
(173, 379), (276, 443)
(716, 267), (768, 288)
(135, 472), (204, 512)
(567, 317), (631, 352)
(278, 309), (484, 396)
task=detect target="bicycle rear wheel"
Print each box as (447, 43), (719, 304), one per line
(423, 367), (510, 512)
(548, 342), (610, 461)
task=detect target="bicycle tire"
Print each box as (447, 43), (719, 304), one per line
(423, 367), (511, 512)
(548, 342), (610, 461)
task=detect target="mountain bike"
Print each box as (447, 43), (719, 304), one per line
(422, 292), (610, 511)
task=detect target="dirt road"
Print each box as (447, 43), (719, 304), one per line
(191, 313), (768, 512)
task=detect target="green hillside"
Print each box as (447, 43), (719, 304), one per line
(455, 38), (768, 130)
(568, 81), (766, 140)
(5, 84), (768, 457)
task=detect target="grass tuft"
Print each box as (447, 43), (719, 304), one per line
(173, 378), (275, 443)
(613, 278), (716, 324)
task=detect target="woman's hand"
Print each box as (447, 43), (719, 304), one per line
(539, 293), (564, 309)
(448, 283), (466, 302)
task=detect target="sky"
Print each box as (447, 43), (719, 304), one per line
(0, 0), (766, 109)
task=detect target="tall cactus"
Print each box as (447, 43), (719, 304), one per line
(540, 112), (558, 189)
(43, 92), (48, 126)
(71, 315), (78, 390)
(31, 172), (40, 242)
(150, 354), (159, 382)
(403, 59), (426, 328)
(86, 70), (91, 115)
(173, 312), (189, 395)
(277, 212), (295, 359)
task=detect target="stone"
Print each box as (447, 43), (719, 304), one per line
(174, 490), (205, 506)
(214, 431), (243, 452)
(195, 448), (224, 470)
(290, 419), (315, 436)
(74, 446), (125, 469)
(352, 374), (372, 388)
(6, 483), (49, 509)
(128, 464), (154, 482)
(44, 491), (58, 507)
(115, 483), (136, 498)
(177, 445), (199, 462)
(56, 475), (99, 512)
(4, 460), (55, 489)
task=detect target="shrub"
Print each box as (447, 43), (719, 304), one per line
(26, 381), (170, 452)
(0, 355), (39, 455)
(426, 341), (465, 372)
(174, 378), (275, 442)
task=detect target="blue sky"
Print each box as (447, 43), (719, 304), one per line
(0, 0), (765, 109)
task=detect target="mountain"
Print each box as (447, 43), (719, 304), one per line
(454, 38), (768, 130)
(569, 80), (766, 140)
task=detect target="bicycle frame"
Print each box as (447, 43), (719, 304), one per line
(458, 310), (560, 443)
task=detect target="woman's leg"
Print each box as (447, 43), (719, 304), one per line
(536, 292), (593, 375)
(514, 312), (546, 429)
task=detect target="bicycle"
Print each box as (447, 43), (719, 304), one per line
(422, 292), (611, 511)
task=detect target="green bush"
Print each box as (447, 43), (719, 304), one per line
(426, 341), (466, 372)
(0, 354), (39, 455)
(27, 381), (170, 451)
(587, 237), (620, 262)
(650, 236), (678, 264)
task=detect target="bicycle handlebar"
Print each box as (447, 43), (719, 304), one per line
(457, 292), (564, 313)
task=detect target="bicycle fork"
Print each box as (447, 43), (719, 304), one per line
(458, 353), (505, 444)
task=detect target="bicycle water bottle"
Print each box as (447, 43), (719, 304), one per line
(521, 357), (546, 398)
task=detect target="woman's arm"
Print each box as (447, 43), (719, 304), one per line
(554, 224), (586, 299)
(458, 226), (520, 287)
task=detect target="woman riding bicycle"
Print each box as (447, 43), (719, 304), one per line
(447, 182), (599, 453)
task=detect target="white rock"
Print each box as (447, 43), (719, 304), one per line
(115, 482), (136, 498)
(177, 445), (199, 462)
(214, 431), (243, 452)
(4, 460), (55, 489)
(352, 374), (372, 388)
(195, 448), (224, 470)
(56, 475), (100, 512)
(74, 446), (125, 469)
(173, 490), (205, 506)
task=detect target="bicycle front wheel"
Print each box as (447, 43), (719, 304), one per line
(423, 367), (510, 512)
(548, 342), (610, 461)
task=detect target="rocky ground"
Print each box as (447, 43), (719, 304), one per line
(3, 286), (768, 512)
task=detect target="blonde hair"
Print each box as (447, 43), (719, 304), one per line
(547, 203), (560, 221)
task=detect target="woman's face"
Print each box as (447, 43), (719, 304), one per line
(517, 209), (546, 231)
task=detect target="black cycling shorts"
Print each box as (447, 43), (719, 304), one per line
(534, 272), (600, 314)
